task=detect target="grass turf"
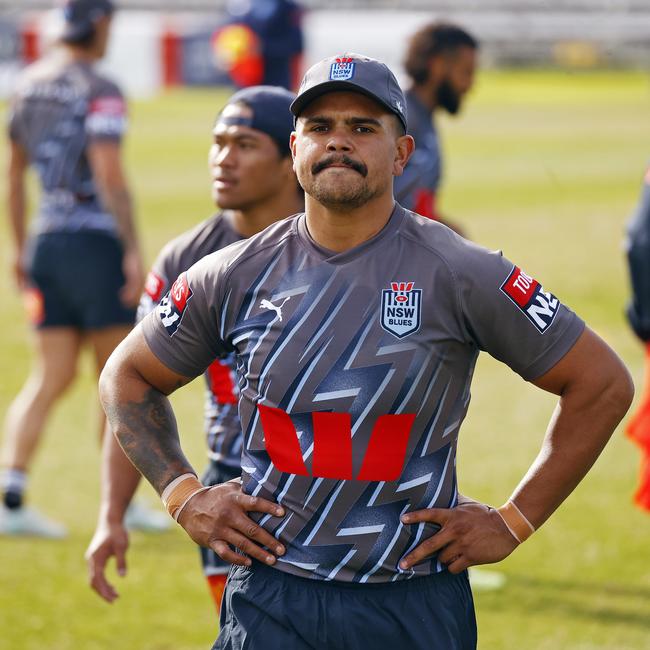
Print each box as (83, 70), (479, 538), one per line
(1, 69), (650, 649)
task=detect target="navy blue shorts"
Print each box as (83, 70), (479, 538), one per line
(25, 231), (136, 329)
(200, 462), (241, 577)
(214, 561), (477, 650)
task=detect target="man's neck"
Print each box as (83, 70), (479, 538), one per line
(410, 84), (437, 113)
(61, 44), (98, 65)
(304, 192), (395, 253)
(230, 188), (304, 238)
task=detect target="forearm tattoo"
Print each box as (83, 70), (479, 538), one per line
(104, 387), (194, 495)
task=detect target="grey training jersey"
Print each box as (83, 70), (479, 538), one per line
(137, 213), (244, 468)
(394, 90), (441, 220)
(142, 205), (584, 583)
(7, 56), (127, 235)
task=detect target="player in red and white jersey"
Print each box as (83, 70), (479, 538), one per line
(99, 54), (632, 649)
(85, 86), (303, 611)
(1, 0), (144, 538)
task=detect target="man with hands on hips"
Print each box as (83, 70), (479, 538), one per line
(100, 53), (633, 650)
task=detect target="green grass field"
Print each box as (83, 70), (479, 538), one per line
(1, 69), (650, 649)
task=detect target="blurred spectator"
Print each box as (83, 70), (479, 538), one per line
(624, 162), (650, 511)
(0, 0), (166, 538)
(395, 22), (478, 234)
(212, 0), (303, 90)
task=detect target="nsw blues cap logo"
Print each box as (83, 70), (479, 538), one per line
(291, 52), (408, 132)
(329, 57), (355, 81)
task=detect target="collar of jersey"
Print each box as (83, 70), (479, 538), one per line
(295, 203), (405, 264)
(406, 89), (435, 131)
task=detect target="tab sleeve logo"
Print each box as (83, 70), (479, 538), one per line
(157, 272), (193, 336)
(380, 281), (422, 339)
(329, 57), (355, 81)
(500, 265), (560, 333)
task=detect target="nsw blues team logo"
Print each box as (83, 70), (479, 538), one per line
(329, 57), (355, 81)
(381, 282), (422, 339)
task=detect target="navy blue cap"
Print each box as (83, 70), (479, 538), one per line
(61, 0), (114, 42)
(291, 53), (407, 132)
(217, 85), (296, 154)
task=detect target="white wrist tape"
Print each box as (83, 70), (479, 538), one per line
(497, 500), (535, 543)
(161, 473), (208, 521)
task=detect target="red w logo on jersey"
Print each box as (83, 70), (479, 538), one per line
(258, 405), (416, 481)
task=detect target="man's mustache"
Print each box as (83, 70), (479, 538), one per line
(312, 155), (368, 177)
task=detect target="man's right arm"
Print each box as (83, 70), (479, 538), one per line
(87, 140), (144, 308)
(7, 139), (28, 289)
(86, 259), (173, 602)
(97, 265), (171, 520)
(98, 328), (286, 568)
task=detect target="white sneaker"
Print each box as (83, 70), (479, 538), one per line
(0, 505), (67, 539)
(124, 500), (171, 533)
(468, 568), (507, 591)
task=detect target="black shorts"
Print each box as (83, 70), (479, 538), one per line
(214, 561), (477, 650)
(200, 461), (241, 577)
(24, 231), (136, 330)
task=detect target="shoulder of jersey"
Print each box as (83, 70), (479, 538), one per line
(191, 213), (300, 275)
(228, 213), (299, 265)
(399, 208), (496, 268)
(156, 212), (225, 267)
(87, 67), (123, 95)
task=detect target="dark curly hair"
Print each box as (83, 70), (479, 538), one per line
(404, 22), (478, 85)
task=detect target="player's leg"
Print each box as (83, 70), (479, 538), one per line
(339, 570), (477, 650)
(1, 232), (83, 536)
(1, 327), (82, 537)
(213, 563), (312, 650)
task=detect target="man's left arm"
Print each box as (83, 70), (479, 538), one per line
(399, 327), (633, 572)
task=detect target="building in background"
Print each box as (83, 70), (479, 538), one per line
(1, 0), (650, 98)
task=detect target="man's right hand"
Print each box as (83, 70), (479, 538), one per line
(85, 520), (129, 603)
(177, 479), (286, 567)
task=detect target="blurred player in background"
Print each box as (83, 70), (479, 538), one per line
(624, 161), (650, 511)
(395, 22), (478, 232)
(99, 53), (632, 649)
(85, 86), (303, 612)
(0, 0), (145, 538)
(212, 0), (303, 90)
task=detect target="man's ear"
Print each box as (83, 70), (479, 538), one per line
(289, 131), (298, 171)
(427, 54), (446, 84)
(393, 134), (415, 177)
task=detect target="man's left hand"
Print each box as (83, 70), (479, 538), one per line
(398, 496), (518, 574)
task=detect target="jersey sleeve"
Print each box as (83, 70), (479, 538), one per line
(85, 81), (127, 142)
(140, 255), (228, 378)
(625, 165), (650, 341)
(136, 260), (170, 325)
(454, 244), (585, 380)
